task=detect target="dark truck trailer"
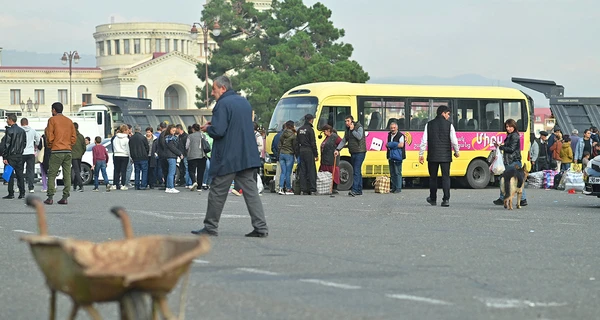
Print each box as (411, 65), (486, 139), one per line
(512, 77), (600, 136)
(512, 78), (600, 197)
(97, 94), (212, 133)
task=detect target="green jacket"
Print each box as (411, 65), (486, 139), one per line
(278, 129), (296, 155)
(72, 130), (86, 159)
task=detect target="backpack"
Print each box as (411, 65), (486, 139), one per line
(553, 172), (563, 190)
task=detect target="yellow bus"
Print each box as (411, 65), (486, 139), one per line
(264, 82), (533, 190)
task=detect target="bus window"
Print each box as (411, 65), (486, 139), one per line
(408, 99), (430, 130)
(432, 100), (452, 122)
(481, 100), (501, 131)
(318, 106), (350, 131)
(455, 99), (478, 131)
(503, 101), (524, 131)
(383, 100), (406, 130)
(268, 97), (318, 132)
(363, 99), (385, 131)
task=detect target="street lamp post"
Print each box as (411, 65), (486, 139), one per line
(61, 51), (80, 113)
(190, 21), (221, 108)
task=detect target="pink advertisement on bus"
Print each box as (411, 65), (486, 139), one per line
(363, 131), (525, 152)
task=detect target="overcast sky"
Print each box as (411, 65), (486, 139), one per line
(1, 0), (599, 99)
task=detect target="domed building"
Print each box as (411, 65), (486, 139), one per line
(0, 0), (272, 113)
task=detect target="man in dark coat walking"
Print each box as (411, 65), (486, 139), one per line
(192, 75), (268, 238)
(418, 105), (460, 207)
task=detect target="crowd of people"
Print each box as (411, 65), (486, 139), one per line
(1, 76), (269, 237)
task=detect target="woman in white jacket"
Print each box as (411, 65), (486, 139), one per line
(112, 124), (130, 190)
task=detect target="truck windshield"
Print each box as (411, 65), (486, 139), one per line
(268, 97), (318, 132)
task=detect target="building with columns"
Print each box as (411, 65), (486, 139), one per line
(0, 0), (272, 114)
(0, 22), (217, 114)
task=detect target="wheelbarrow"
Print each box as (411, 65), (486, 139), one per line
(21, 196), (211, 320)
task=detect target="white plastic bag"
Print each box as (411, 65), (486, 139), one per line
(257, 174), (264, 193)
(490, 148), (505, 175)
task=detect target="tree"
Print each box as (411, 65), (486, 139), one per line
(195, 0), (370, 124)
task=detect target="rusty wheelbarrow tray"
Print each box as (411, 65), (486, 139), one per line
(21, 197), (210, 320)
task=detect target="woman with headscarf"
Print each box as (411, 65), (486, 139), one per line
(319, 124), (342, 194)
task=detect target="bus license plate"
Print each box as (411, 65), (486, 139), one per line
(589, 177), (600, 184)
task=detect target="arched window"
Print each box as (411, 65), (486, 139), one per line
(164, 86), (179, 110)
(137, 85), (147, 99)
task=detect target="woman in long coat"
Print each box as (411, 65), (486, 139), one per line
(319, 125), (342, 193)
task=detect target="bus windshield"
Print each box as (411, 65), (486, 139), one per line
(268, 97), (318, 132)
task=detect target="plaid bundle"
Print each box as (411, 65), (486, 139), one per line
(316, 171), (333, 195)
(374, 176), (390, 194)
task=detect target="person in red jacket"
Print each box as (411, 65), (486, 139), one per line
(91, 136), (110, 192)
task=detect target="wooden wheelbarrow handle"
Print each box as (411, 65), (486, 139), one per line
(25, 196), (48, 236)
(110, 207), (134, 239)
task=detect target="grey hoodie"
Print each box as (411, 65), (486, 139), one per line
(21, 125), (41, 156)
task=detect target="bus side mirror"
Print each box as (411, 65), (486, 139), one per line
(96, 112), (102, 125)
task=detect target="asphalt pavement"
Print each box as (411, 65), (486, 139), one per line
(0, 182), (598, 320)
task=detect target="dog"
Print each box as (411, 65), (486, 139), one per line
(499, 164), (529, 210)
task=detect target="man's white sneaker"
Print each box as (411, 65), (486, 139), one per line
(121, 186), (128, 191)
(29, 189), (35, 193)
(190, 182), (198, 191)
(278, 190), (285, 195)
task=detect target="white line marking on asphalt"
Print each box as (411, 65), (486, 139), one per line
(193, 259), (210, 264)
(13, 230), (34, 234)
(129, 210), (246, 220)
(475, 297), (567, 308)
(299, 279), (361, 290)
(441, 215), (462, 218)
(386, 294), (453, 305)
(494, 218), (522, 222)
(237, 268), (280, 276)
(557, 222), (584, 226)
(286, 205), (303, 207)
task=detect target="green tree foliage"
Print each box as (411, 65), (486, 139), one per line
(195, 0), (370, 124)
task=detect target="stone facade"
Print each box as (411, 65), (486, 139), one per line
(0, 1), (272, 114)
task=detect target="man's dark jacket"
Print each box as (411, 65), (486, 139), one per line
(207, 90), (261, 177)
(178, 132), (188, 157)
(2, 124), (26, 158)
(71, 130), (86, 160)
(296, 121), (318, 158)
(129, 132), (150, 161)
(426, 115), (452, 162)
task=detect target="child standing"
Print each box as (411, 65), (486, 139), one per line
(91, 136), (111, 192)
(560, 135), (573, 172)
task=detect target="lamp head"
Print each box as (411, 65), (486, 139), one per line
(190, 24), (199, 39)
(212, 21), (221, 37)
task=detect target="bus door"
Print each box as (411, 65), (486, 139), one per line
(315, 96), (353, 150)
(315, 96), (353, 190)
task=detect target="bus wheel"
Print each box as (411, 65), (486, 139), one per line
(337, 160), (353, 191)
(465, 159), (490, 189)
